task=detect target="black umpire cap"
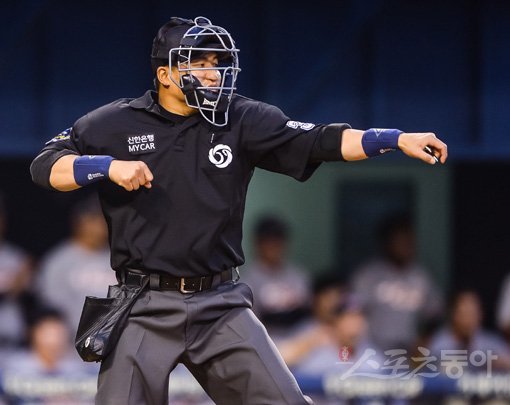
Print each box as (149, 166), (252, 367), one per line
(151, 16), (233, 74)
(151, 17), (194, 61)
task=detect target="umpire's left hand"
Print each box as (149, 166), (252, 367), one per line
(398, 132), (448, 164)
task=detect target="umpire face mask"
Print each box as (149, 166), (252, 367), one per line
(169, 17), (240, 127)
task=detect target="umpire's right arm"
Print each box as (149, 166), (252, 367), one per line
(30, 131), (153, 192)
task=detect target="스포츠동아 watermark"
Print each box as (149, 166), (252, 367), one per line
(336, 346), (498, 380)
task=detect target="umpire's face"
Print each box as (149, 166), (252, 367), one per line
(157, 52), (221, 112)
(181, 52), (221, 87)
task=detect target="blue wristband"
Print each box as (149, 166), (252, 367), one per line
(361, 128), (403, 157)
(73, 155), (114, 186)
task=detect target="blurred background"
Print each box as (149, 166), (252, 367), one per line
(1, 0), (510, 403)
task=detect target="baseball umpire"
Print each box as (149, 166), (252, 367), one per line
(30, 16), (447, 405)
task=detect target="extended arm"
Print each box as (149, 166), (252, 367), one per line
(340, 128), (448, 164)
(311, 124), (447, 164)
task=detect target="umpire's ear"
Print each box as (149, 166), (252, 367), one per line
(156, 66), (171, 89)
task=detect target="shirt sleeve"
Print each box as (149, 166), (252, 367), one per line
(30, 124), (84, 190)
(241, 101), (325, 182)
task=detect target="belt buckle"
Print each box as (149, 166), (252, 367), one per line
(126, 271), (144, 286)
(179, 277), (201, 294)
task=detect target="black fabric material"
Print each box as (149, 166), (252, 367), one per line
(30, 149), (78, 190)
(310, 123), (351, 162)
(31, 91), (324, 277)
(75, 276), (149, 362)
(151, 17), (194, 60)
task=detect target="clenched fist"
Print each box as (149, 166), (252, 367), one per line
(109, 160), (154, 191)
(398, 132), (448, 165)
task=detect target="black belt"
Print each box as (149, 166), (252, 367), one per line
(118, 267), (239, 294)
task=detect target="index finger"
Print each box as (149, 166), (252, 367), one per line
(427, 137), (448, 164)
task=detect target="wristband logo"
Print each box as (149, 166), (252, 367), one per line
(374, 128), (387, 136)
(208, 144), (233, 168)
(87, 173), (104, 181)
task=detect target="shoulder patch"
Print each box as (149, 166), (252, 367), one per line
(45, 128), (72, 145)
(286, 120), (315, 131)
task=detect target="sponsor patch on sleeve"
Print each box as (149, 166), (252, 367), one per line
(286, 120), (315, 131)
(45, 128), (72, 145)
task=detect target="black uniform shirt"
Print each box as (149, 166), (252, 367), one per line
(37, 90), (326, 276)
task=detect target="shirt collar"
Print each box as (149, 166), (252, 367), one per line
(129, 90), (224, 131)
(128, 90), (197, 125)
(128, 90), (156, 110)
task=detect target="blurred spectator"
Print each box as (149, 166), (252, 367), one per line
(0, 193), (34, 363)
(243, 215), (311, 339)
(429, 289), (510, 372)
(282, 294), (382, 376)
(496, 274), (510, 343)
(2, 309), (96, 403)
(309, 273), (347, 326)
(350, 214), (443, 352)
(37, 195), (116, 337)
(279, 293), (386, 405)
(277, 274), (346, 371)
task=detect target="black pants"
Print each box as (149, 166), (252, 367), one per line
(96, 281), (312, 405)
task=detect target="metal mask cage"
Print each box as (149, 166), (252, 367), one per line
(169, 17), (241, 126)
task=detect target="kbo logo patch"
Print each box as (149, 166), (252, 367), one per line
(208, 144), (233, 168)
(45, 128), (72, 145)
